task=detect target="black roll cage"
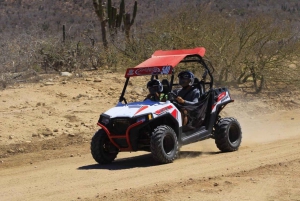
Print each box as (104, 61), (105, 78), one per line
(119, 55), (213, 104)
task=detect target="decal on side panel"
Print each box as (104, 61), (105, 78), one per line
(154, 105), (173, 115)
(212, 92), (231, 113)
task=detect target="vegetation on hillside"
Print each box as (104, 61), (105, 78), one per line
(0, 0), (299, 93)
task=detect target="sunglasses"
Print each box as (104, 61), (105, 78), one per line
(179, 74), (190, 79)
(148, 85), (159, 88)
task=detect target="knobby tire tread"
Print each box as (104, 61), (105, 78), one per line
(214, 117), (242, 152)
(151, 125), (179, 164)
(91, 129), (118, 164)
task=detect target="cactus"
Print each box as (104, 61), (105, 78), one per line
(123, 0), (137, 40)
(107, 0), (120, 29)
(107, 0), (112, 28)
(62, 24), (65, 42)
(106, 0), (137, 41)
(92, 0), (137, 47)
(92, 0), (108, 48)
(117, 0), (125, 28)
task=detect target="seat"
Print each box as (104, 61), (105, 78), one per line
(183, 77), (209, 128)
(161, 79), (170, 94)
(193, 77), (204, 96)
(193, 77), (200, 87)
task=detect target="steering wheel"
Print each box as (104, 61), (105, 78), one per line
(168, 92), (178, 102)
(168, 92), (184, 109)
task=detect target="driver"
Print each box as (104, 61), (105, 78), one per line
(174, 70), (200, 128)
(145, 79), (167, 102)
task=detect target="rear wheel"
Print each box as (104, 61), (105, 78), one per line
(150, 125), (179, 164)
(214, 117), (242, 152)
(91, 129), (119, 164)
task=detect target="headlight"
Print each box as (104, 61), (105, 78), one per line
(99, 115), (110, 125)
(136, 114), (153, 123)
(137, 116), (146, 123)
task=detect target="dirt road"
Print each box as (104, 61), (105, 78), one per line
(0, 72), (300, 201)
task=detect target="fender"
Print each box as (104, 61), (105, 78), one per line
(211, 89), (233, 114)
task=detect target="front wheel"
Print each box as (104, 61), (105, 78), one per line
(91, 129), (119, 164)
(214, 117), (242, 152)
(150, 125), (179, 164)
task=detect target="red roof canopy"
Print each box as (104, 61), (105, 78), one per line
(124, 47), (206, 78)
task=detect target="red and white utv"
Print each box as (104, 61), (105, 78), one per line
(91, 47), (242, 164)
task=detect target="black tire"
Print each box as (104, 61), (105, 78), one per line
(150, 125), (179, 164)
(214, 117), (242, 152)
(91, 129), (119, 164)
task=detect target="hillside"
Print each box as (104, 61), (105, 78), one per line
(1, 0), (300, 87)
(1, 0), (299, 36)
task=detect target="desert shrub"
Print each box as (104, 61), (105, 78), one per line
(135, 4), (300, 93)
(38, 38), (106, 73)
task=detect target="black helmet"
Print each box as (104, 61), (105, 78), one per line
(147, 79), (163, 94)
(178, 70), (195, 87)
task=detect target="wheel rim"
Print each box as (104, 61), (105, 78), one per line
(228, 123), (240, 144)
(163, 134), (175, 155)
(102, 139), (117, 155)
(102, 140), (110, 153)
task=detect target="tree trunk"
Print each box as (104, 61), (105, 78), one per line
(237, 70), (247, 84)
(254, 75), (264, 93)
(250, 66), (264, 93)
(218, 66), (229, 82)
(218, 67), (226, 82)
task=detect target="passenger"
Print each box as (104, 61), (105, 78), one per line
(145, 79), (167, 102)
(174, 70), (200, 127)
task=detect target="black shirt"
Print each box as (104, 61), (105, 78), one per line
(174, 86), (200, 106)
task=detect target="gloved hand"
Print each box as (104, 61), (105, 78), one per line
(176, 96), (185, 104)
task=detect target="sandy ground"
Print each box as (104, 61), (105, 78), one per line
(0, 70), (300, 201)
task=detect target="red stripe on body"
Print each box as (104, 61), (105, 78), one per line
(134, 105), (149, 115)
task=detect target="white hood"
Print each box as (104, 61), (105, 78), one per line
(103, 100), (171, 118)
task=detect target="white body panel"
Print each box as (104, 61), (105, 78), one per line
(103, 100), (182, 127)
(211, 91), (231, 113)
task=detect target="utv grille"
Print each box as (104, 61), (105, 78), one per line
(110, 118), (131, 135)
